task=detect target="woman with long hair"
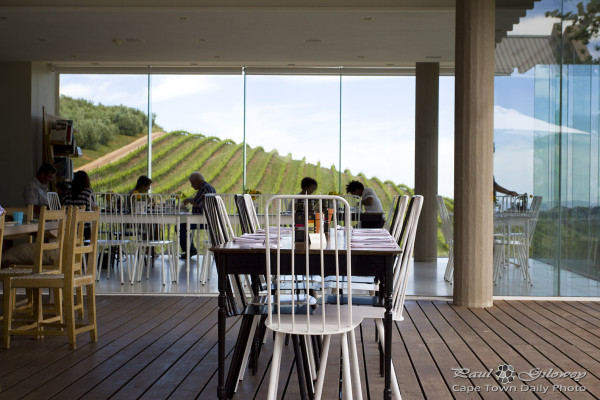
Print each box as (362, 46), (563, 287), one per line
(62, 171), (95, 210)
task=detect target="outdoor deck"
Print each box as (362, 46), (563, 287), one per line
(0, 296), (599, 399)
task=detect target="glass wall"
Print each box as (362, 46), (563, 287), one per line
(494, 0), (600, 296)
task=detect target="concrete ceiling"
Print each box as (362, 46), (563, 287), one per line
(0, 0), (535, 68)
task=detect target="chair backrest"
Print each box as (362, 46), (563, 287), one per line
(33, 206), (68, 273)
(243, 194), (261, 231)
(265, 195), (353, 335)
(390, 195), (409, 241)
(63, 206), (100, 283)
(235, 194), (255, 234)
(436, 195), (453, 244)
(204, 194), (235, 246)
(47, 192), (61, 210)
(94, 192), (126, 242)
(527, 196), (542, 246)
(391, 195), (424, 321)
(129, 193), (170, 242)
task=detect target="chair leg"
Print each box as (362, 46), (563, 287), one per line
(341, 332), (354, 400)
(64, 287), (77, 350)
(267, 331), (284, 400)
(76, 287), (84, 319)
(314, 334), (331, 400)
(3, 279), (14, 349)
(376, 319), (401, 399)
(87, 283), (98, 343)
(348, 329), (363, 400)
(97, 250), (105, 281)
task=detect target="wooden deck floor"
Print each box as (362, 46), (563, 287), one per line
(1, 296), (599, 399)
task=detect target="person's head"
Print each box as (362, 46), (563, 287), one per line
(135, 175), (153, 193)
(71, 171), (91, 195)
(35, 163), (57, 185)
(345, 180), (364, 196)
(189, 172), (205, 190)
(300, 177), (318, 195)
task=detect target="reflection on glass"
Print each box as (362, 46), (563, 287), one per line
(495, 0), (600, 296)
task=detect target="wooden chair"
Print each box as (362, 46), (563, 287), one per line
(0, 207), (67, 324)
(265, 195), (363, 400)
(3, 206), (100, 349)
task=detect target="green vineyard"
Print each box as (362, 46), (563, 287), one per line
(87, 130), (410, 210)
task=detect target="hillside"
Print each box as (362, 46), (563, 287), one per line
(85, 131), (411, 210)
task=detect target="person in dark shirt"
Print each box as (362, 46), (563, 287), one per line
(180, 172), (216, 257)
(62, 171), (95, 211)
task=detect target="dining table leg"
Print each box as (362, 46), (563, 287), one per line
(217, 253), (227, 400)
(384, 255), (394, 400)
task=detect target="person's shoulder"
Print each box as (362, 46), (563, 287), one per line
(363, 187), (376, 196)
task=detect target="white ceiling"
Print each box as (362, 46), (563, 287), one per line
(0, 0), (535, 68)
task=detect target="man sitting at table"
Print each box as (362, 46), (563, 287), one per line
(346, 180), (385, 228)
(179, 172), (216, 258)
(22, 163), (56, 214)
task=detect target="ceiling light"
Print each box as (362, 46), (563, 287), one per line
(213, 55), (220, 59)
(179, 17), (188, 21)
(112, 39), (123, 45)
(363, 17), (372, 21)
(305, 39), (322, 43)
(125, 38), (145, 43)
(198, 39), (207, 42)
(357, 55), (365, 59)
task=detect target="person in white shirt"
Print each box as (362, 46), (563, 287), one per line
(22, 163), (56, 213)
(346, 180), (385, 228)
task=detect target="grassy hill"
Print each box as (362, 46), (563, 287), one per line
(87, 131), (412, 208)
(78, 129), (453, 256)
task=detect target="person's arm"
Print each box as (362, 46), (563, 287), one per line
(362, 196), (374, 207)
(494, 181), (518, 197)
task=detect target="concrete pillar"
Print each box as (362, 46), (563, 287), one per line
(414, 62), (439, 262)
(0, 62), (57, 207)
(453, 0), (495, 307)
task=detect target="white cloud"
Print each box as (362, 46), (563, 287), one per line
(494, 105), (588, 134)
(508, 14), (561, 36)
(151, 75), (217, 102)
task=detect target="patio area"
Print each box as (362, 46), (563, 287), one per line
(0, 295), (598, 399)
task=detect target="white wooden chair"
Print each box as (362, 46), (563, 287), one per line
(349, 195), (424, 400)
(129, 193), (178, 285)
(47, 192), (61, 211)
(94, 192), (131, 284)
(265, 195), (364, 400)
(436, 195), (454, 283)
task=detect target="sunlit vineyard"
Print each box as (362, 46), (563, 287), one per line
(83, 130), (453, 255)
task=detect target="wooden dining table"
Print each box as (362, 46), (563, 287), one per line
(211, 228), (401, 400)
(3, 221), (58, 239)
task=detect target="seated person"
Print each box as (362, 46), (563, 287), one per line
(493, 178), (518, 197)
(62, 171), (95, 211)
(130, 175), (152, 194)
(179, 172), (216, 258)
(22, 163), (56, 214)
(346, 180), (384, 228)
(287, 177), (318, 212)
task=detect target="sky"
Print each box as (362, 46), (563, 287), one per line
(60, 0), (588, 199)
